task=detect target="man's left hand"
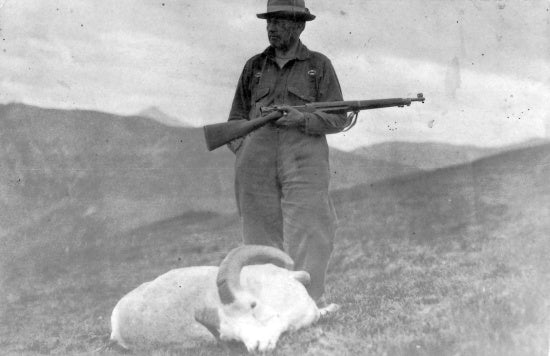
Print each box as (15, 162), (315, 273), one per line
(274, 105), (306, 128)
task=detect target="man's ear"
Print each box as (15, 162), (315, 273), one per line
(297, 21), (306, 34)
(194, 307), (221, 340)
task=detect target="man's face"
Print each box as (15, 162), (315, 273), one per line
(266, 17), (304, 51)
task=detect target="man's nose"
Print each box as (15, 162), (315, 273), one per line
(267, 21), (277, 31)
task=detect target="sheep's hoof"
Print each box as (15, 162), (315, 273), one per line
(319, 303), (340, 318)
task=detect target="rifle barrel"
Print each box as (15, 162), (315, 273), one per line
(304, 93), (425, 113)
(268, 93), (425, 114)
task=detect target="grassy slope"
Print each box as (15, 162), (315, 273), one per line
(327, 143), (550, 355)
(1, 144), (549, 353)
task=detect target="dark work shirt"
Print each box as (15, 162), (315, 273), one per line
(228, 41), (348, 136)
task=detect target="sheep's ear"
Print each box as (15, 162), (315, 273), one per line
(194, 307), (221, 340)
(292, 271), (311, 286)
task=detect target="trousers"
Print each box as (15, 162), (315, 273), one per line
(234, 124), (337, 301)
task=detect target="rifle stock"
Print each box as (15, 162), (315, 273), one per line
(203, 93), (425, 151)
(203, 110), (283, 151)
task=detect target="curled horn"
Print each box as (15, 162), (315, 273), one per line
(217, 245), (294, 305)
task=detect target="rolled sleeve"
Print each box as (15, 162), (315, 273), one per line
(226, 61), (253, 153)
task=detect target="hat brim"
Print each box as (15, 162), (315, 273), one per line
(257, 11), (316, 21)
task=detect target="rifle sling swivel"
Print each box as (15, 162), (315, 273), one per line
(342, 110), (359, 132)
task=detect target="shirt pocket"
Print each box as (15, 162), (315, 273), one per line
(254, 87), (270, 103)
(287, 86), (315, 104)
(250, 87), (270, 119)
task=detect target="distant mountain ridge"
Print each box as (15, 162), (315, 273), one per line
(353, 139), (549, 171)
(137, 106), (188, 127)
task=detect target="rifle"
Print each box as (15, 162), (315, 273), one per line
(203, 93), (425, 151)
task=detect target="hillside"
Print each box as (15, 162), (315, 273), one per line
(332, 142), (550, 262)
(0, 102), (420, 299)
(334, 142), (550, 209)
(1, 132), (548, 354)
(0, 103), (235, 233)
(352, 140), (549, 171)
(0, 103), (418, 236)
(329, 149), (420, 189)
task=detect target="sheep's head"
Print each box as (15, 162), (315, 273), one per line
(195, 245), (296, 352)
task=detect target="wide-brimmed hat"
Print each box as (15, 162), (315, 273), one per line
(257, 0), (316, 21)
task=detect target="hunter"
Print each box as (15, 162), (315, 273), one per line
(227, 0), (349, 305)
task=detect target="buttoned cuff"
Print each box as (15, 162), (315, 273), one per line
(302, 112), (321, 136)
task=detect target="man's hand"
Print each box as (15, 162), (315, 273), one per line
(274, 105), (306, 128)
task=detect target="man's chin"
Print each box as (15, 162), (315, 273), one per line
(269, 41), (288, 51)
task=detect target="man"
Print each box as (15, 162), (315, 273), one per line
(227, 0), (349, 305)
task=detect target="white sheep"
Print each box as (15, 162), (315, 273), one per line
(110, 245), (339, 352)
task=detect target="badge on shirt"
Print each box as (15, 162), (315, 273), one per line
(307, 69), (317, 76)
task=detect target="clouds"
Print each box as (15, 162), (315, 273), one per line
(0, 0), (548, 147)
(0, 0), (266, 119)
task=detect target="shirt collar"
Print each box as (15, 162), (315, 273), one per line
(263, 41), (310, 61)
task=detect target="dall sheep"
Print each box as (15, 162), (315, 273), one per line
(110, 245), (339, 352)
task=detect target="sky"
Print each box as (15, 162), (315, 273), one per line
(0, 0), (549, 150)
